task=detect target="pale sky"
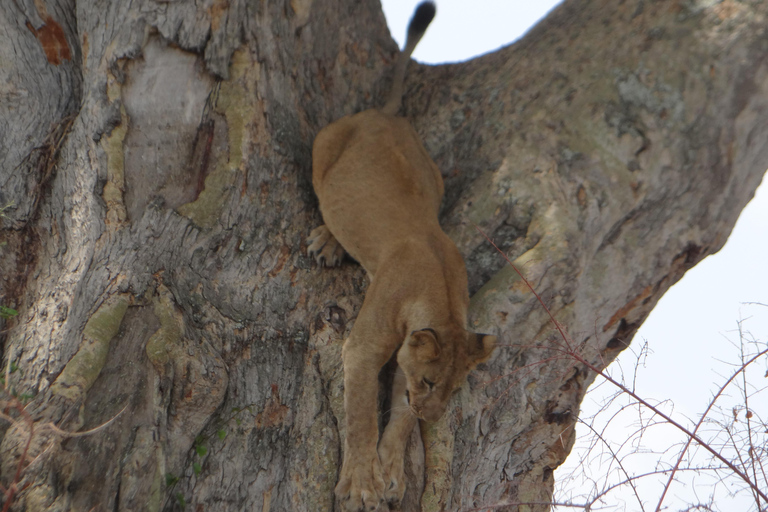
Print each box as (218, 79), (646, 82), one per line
(381, 1), (768, 510)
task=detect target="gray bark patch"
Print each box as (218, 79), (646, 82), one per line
(123, 37), (215, 222)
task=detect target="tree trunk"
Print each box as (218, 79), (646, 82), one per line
(0, 0), (765, 511)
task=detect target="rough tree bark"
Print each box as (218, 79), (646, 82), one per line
(0, 0), (766, 511)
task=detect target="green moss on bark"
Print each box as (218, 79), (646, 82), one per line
(50, 295), (129, 401)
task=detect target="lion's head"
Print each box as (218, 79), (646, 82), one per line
(396, 327), (496, 422)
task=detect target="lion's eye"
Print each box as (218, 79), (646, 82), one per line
(423, 377), (435, 389)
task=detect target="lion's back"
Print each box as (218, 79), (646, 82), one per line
(312, 109), (444, 269)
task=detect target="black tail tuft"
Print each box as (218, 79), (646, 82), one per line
(382, 1), (436, 115)
(407, 2), (436, 40)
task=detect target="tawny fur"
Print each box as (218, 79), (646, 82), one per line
(308, 3), (496, 510)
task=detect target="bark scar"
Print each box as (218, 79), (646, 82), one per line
(25, 16), (72, 66)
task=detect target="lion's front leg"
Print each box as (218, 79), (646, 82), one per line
(378, 368), (418, 508)
(336, 447), (386, 512)
(336, 339), (389, 512)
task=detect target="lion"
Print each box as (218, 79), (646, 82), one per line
(308, 3), (496, 510)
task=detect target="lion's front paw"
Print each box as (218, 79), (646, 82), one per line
(307, 225), (346, 267)
(335, 456), (386, 512)
(378, 441), (406, 508)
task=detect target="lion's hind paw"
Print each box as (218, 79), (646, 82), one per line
(308, 225), (346, 267)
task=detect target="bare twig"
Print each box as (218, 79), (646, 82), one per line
(475, 224), (768, 509)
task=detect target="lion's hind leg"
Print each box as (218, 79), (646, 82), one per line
(308, 225), (347, 267)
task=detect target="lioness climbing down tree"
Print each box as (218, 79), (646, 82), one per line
(308, 3), (497, 510)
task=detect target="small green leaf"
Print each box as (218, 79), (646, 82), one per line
(193, 462), (202, 475)
(0, 306), (18, 319)
(175, 492), (186, 508)
(195, 444), (207, 457)
(217, 429), (227, 440)
(165, 473), (179, 487)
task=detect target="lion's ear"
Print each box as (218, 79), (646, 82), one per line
(467, 332), (496, 367)
(408, 328), (441, 362)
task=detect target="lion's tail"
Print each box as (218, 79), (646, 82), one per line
(381, 2), (436, 115)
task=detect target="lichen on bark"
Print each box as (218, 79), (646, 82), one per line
(49, 294), (130, 402)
